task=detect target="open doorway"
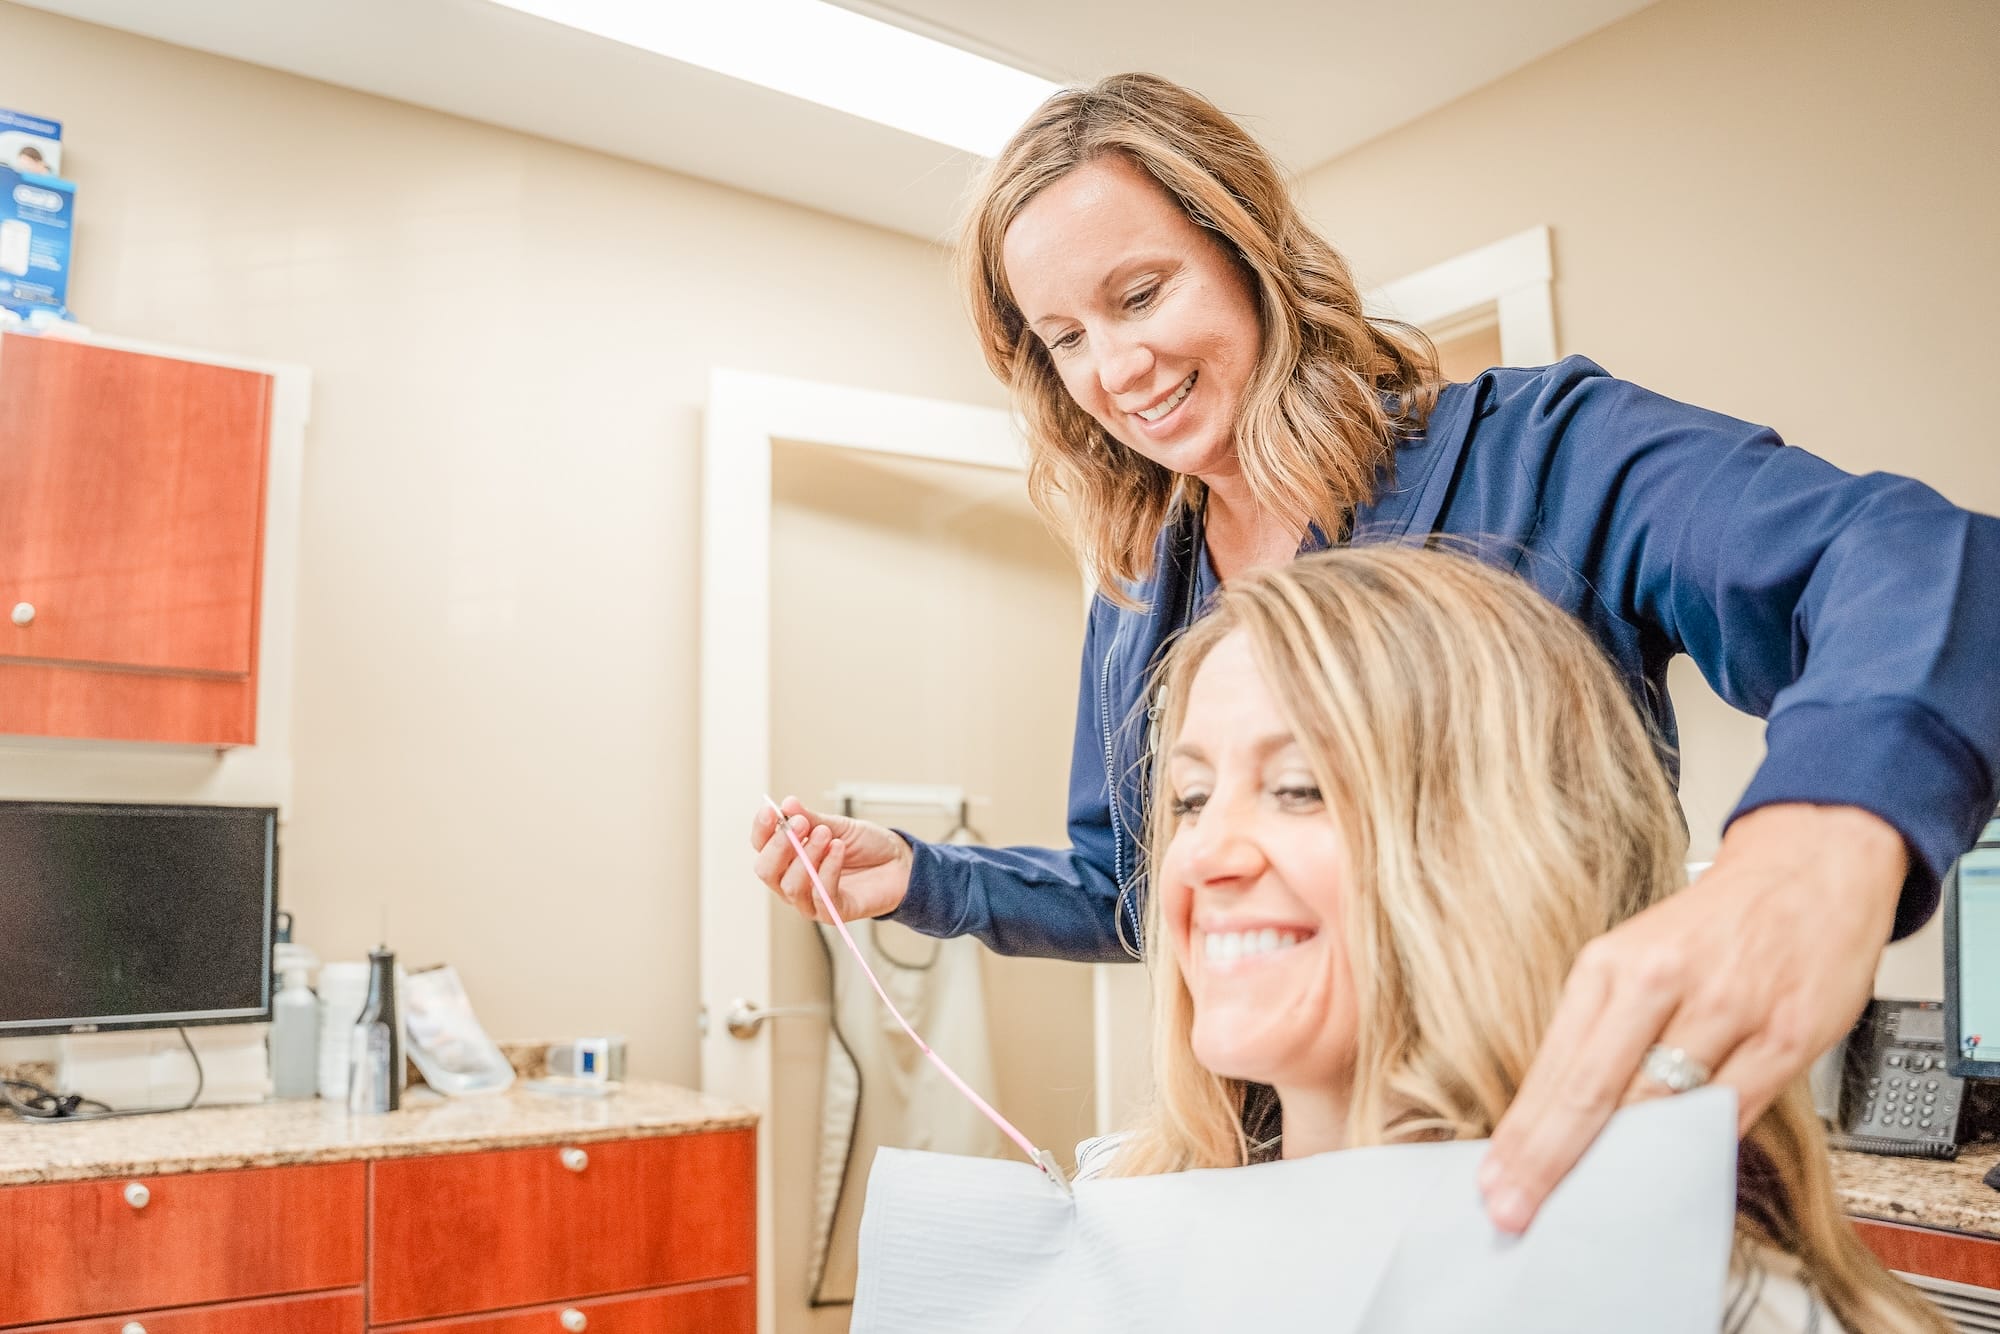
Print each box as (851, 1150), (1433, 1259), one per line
(1430, 306), (1506, 381)
(697, 371), (1097, 1334)
(767, 442), (1094, 1333)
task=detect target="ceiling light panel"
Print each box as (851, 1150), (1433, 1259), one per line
(487, 0), (1060, 156)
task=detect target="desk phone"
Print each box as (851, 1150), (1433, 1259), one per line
(1836, 999), (1965, 1160)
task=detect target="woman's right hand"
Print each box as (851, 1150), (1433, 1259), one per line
(749, 795), (914, 924)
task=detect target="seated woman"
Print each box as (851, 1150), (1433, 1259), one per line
(1093, 544), (1945, 1334)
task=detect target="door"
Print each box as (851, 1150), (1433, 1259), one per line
(697, 373), (1099, 1334)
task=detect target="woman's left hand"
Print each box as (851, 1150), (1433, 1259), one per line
(1479, 803), (1908, 1233)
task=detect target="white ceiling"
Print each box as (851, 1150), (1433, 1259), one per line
(16, 0), (1654, 241)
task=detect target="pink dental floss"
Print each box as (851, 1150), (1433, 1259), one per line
(763, 795), (1064, 1188)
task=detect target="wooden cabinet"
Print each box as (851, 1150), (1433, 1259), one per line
(0, 1132), (755, 1334)
(0, 1163), (364, 1328)
(0, 332), (273, 745)
(370, 1130), (756, 1325)
(11, 1290), (363, 1334)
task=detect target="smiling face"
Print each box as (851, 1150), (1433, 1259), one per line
(1161, 629), (1358, 1096)
(1000, 154), (1263, 488)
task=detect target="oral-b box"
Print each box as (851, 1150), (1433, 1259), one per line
(0, 109), (61, 177)
(0, 164), (74, 319)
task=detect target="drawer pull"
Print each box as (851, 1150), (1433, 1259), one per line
(10, 602), (33, 627)
(122, 1323), (147, 1334)
(559, 1146), (588, 1174)
(560, 1308), (588, 1332)
(123, 1181), (151, 1209)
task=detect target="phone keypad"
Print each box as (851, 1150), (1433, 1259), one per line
(1852, 1042), (1962, 1141)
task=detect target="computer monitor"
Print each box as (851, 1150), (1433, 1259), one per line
(0, 801), (277, 1037)
(1945, 810), (2000, 1080)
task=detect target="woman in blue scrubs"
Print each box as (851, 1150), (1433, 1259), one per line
(750, 73), (2000, 1234)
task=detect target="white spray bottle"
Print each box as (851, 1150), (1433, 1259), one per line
(269, 942), (320, 1100)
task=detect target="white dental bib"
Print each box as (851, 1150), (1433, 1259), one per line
(854, 1087), (1738, 1333)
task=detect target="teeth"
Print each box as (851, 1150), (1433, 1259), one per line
(1137, 373), (1195, 422)
(1203, 929), (1304, 963)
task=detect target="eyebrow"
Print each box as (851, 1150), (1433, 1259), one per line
(1024, 255), (1176, 332)
(1168, 730), (1299, 764)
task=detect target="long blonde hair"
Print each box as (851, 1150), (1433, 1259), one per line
(1115, 545), (1945, 1334)
(957, 74), (1439, 605)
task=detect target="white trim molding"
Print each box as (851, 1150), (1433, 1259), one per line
(1365, 224), (1559, 367)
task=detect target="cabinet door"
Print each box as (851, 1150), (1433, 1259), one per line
(369, 1131), (756, 1325)
(10, 1289), (363, 1334)
(0, 1163), (366, 1326)
(0, 333), (270, 676)
(376, 1281), (753, 1334)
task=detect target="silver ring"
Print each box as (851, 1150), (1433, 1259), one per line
(1641, 1044), (1711, 1094)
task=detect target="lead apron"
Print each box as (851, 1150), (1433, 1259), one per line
(809, 918), (1006, 1305)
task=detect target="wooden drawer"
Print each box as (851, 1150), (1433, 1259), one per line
(11, 1288), (363, 1334)
(0, 658), (259, 747)
(369, 1131), (755, 1325)
(1852, 1217), (2000, 1289)
(0, 1163), (366, 1327)
(375, 1280), (753, 1334)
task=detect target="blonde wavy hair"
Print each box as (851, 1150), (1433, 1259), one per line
(1113, 545), (1945, 1334)
(958, 73), (1440, 605)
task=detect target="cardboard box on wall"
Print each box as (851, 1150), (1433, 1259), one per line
(0, 164), (74, 319)
(0, 108), (61, 176)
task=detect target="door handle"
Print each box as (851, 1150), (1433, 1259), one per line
(724, 997), (830, 1040)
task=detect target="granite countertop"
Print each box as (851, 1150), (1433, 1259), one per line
(0, 1080), (757, 1187)
(2, 1061), (1993, 1241)
(1830, 1141), (2000, 1239)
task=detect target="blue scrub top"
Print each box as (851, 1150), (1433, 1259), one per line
(891, 357), (2000, 961)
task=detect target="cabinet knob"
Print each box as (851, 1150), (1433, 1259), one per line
(9, 602), (32, 627)
(560, 1309), (588, 1332)
(559, 1146), (588, 1174)
(123, 1181), (151, 1209)
(122, 1323), (147, 1334)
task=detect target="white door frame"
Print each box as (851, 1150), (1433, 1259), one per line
(698, 369), (1026, 1332)
(1365, 224), (1558, 365)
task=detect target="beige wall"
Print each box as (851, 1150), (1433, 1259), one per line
(769, 444), (1090, 1333)
(0, 4), (1002, 1079)
(1299, 0), (1999, 997)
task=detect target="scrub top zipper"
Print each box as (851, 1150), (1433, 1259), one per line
(1099, 619), (1143, 959)
(1100, 521), (1208, 963)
